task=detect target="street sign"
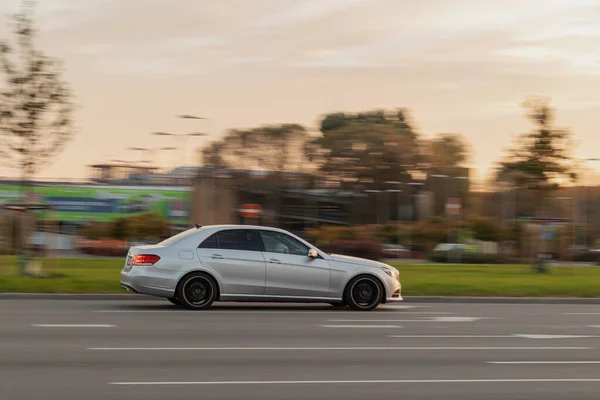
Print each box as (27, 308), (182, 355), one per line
(446, 198), (461, 216)
(239, 204), (262, 218)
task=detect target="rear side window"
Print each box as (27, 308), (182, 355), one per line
(198, 233), (218, 249)
(198, 229), (264, 252)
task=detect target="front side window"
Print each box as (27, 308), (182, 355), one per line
(217, 229), (263, 252)
(259, 230), (310, 256)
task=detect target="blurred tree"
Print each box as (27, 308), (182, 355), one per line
(127, 212), (170, 240)
(314, 109), (424, 188)
(427, 133), (469, 170)
(82, 213), (169, 241)
(469, 217), (503, 242)
(497, 97), (577, 202)
(0, 0), (75, 184)
(81, 223), (110, 240)
(0, 1), (75, 275)
(202, 124), (317, 174)
(111, 218), (129, 240)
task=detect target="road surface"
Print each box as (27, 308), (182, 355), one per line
(2, 299), (600, 399)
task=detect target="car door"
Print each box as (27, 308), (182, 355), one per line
(258, 230), (331, 298)
(196, 229), (266, 295)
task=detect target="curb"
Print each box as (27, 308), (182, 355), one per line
(2, 293), (600, 304)
(0, 293), (154, 301)
(404, 296), (600, 305)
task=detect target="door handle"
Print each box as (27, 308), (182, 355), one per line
(269, 259), (281, 264)
(211, 254), (224, 259)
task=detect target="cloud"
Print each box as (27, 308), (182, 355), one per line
(230, 56), (273, 64)
(166, 34), (227, 51)
(71, 44), (116, 56)
(93, 56), (207, 78)
(252, 0), (367, 27)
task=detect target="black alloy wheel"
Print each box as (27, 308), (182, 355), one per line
(177, 273), (217, 310)
(344, 276), (383, 311)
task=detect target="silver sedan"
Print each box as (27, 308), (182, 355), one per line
(120, 225), (402, 311)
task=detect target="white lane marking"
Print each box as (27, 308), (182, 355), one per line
(389, 334), (599, 339)
(513, 334), (599, 339)
(589, 326), (600, 328)
(92, 310), (425, 314)
(328, 317), (495, 323)
(393, 312), (455, 314)
(489, 361), (600, 365)
(565, 313), (600, 315)
(431, 316), (497, 322)
(109, 378), (600, 386)
(389, 335), (512, 338)
(320, 325), (401, 328)
(88, 346), (589, 351)
(379, 305), (430, 309)
(329, 320), (423, 323)
(32, 324), (115, 328)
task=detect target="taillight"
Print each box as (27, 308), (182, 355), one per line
(131, 254), (161, 266)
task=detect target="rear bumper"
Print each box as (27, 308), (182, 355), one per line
(120, 266), (176, 298)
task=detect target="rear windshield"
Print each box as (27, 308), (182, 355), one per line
(158, 228), (202, 247)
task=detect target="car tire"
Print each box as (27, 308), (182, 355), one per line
(177, 273), (218, 310)
(167, 297), (181, 306)
(344, 275), (383, 311)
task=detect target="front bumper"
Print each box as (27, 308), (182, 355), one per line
(383, 276), (403, 302)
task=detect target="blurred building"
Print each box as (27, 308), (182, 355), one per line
(1, 162), (480, 243)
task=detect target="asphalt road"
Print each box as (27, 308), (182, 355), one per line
(2, 299), (600, 400)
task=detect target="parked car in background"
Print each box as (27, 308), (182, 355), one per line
(382, 244), (409, 258)
(433, 243), (468, 252)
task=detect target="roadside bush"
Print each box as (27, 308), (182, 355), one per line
(320, 240), (383, 261)
(469, 217), (504, 242)
(306, 226), (368, 245)
(80, 212), (169, 241)
(76, 239), (129, 257)
(429, 251), (507, 264)
(573, 251), (600, 263)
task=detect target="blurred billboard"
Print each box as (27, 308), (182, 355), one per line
(0, 183), (191, 224)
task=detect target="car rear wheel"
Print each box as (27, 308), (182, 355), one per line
(167, 297), (181, 306)
(344, 275), (383, 311)
(177, 273), (217, 310)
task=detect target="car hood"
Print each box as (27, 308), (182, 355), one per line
(329, 254), (388, 269)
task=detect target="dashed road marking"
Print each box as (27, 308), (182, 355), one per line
(32, 324), (115, 328)
(89, 346), (589, 351)
(109, 378), (600, 386)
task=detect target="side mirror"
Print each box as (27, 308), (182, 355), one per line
(308, 249), (318, 259)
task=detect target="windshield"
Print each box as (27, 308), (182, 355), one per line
(158, 227), (201, 247)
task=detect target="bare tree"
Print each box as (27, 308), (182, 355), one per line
(0, 0), (75, 186)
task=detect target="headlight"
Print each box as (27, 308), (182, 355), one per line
(383, 267), (399, 279)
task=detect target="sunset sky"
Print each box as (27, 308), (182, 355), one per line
(1, 0), (600, 183)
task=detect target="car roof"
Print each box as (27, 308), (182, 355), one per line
(200, 224), (290, 233)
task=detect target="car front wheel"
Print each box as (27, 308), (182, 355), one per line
(344, 275), (383, 311)
(167, 297), (181, 306)
(177, 273), (217, 310)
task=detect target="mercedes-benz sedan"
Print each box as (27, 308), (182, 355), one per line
(120, 225), (402, 311)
